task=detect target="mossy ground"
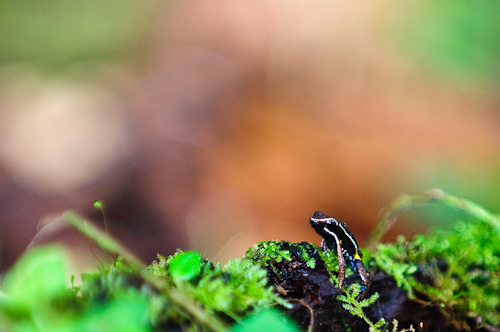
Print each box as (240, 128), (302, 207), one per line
(0, 191), (499, 331)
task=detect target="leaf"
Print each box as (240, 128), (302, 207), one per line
(168, 251), (202, 281)
(231, 308), (300, 332)
(3, 246), (68, 309)
(74, 298), (151, 332)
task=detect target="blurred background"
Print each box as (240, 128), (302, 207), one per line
(1, 0), (500, 272)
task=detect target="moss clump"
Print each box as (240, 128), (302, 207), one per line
(149, 251), (287, 322)
(78, 251), (286, 330)
(245, 240), (319, 271)
(0, 247), (152, 332)
(244, 241), (293, 273)
(370, 217), (500, 327)
(0, 246), (288, 332)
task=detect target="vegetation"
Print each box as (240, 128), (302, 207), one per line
(367, 189), (500, 329)
(0, 190), (499, 331)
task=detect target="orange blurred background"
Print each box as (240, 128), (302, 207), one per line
(1, 0), (500, 271)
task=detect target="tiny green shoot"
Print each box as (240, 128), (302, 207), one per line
(93, 200), (108, 237)
(168, 251), (202, 281)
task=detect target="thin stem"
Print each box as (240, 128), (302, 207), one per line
(366, 189), (499, 251)
(64, 211), (145, 266)
(61, 211), (229, 332)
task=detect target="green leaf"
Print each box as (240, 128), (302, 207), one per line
(231, 308), (300, 332)
(168, 251), (202, 281)
(3, 246), (68, 309)
(74, 298), (151, 332)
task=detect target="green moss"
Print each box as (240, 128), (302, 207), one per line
(0, 248), (152, 332)
(338, 284), (385, 332)
(244, 241), (293, 273)
(367, 238), (419, 298)
(245, 240), (318, 273)
(149, 252), (285, 322)
(371, 217), (500, 326)
(0, 246), (288, 331)
(317, 248), (341, 285)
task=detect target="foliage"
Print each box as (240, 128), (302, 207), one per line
(245, 240), (319, 273)
(0, 245), (287, 331)
(0, 246), (151, 332)
(231, 308), (300, 332)
(168, 251), (202, 281)
(369, 238), (418, 298)
(316, 248), (341, 286)
(2, 191), (500, 331)
(244, 241), (293, 273)
(150, 251), (286, 322)
(338, 284), (385, 332)
(370, 215), (500, 326)
(366, 190), (500, 329)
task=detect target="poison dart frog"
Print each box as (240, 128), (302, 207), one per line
(310, 211), (370, 294)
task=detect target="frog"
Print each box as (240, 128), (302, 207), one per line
(310, 211), (370, 293)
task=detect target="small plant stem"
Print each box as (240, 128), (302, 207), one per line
(62, 211), (229, 332)
(63, 211), (145, 266)
(366, 189), (500, 251)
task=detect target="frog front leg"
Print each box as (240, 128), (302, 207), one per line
(320, 238), (346, 289)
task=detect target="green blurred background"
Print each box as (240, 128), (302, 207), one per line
(0, 0), (156, 71)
